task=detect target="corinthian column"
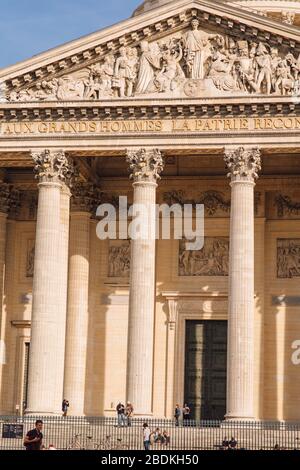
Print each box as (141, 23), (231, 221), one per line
(126, 148), (164, 415)
(63, 183), (96, 416)
(26, 149), (74, 415)
(224, 146), (261, 420)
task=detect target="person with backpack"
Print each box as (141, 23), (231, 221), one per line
(23, 420), (43, 450)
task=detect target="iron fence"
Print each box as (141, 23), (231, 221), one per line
(0, 416), (300, 450)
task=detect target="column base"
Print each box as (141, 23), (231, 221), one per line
(24, 409), (63, 417)
(224, 414), (256, 422)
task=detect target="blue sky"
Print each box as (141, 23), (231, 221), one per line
(0, 0), (141, 68)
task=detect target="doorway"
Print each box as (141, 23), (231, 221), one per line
(184, 320), (227, 420)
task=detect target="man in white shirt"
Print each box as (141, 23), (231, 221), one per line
(143, 423), (151, 451)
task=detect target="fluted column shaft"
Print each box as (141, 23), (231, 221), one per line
(26, 150), (74, 415)
(126, 148), (163, 415)
(0, 185), (20, 412)
(225, 146), (261, 420)
(0, 212), (8, 359)
(63, 183), (95, 415)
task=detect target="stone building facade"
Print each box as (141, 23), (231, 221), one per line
(0, 0), (300, 420)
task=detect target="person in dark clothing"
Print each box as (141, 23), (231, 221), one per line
(62, 399), (69, 417)
(222, 437), (229, 450)
(183, 403), (191, 425)
(229, 437), (238, 450)
(24, 420), (43, 450)
(174, 404), (181, 426)
(116, 402), (126, 426)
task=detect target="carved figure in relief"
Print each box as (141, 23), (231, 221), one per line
(89, 54), (115, 97)
(235, 41), (257, 93)
(182, 19), (218, 79)
(56, 76), (85, 100)
(286, 53), (300, 81)
(274, 59), (295, 95)
(135, 40), (162, 94)
(277, 239), (300, 278)
(114, 47), (138, 97)
(155, 43), (185, 92)
(179, 238), (229, 277)
(282, 11), (295, 25)
(109, 242), (130, 277)
(255, 43), (273, 94)
(208, 49), (237, 92)
(26, 244), (35, 278)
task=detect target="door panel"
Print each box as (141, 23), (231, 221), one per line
(184, 320), (227, 421)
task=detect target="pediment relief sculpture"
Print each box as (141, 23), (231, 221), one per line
(7, 18), (300, 102)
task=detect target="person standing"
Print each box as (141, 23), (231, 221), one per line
(174, 404), (181, 426)
(125, 401), (134, 427)
(23, 420), (43, 451)
(143, 423), (151, 451)
(62, 399), (69, 417)
(116, 402), (126, 427)
(183, 403), (191, 425)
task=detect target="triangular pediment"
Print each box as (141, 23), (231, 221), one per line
(1, 0), (300, 101)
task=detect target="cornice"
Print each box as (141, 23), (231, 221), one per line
(0, 96), (299, 121)
(1, 0), (300, 93)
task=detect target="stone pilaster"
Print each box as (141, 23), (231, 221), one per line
(224, 146), (261, 420)
(165, 298), (178, 418)
(26, 149), (75, 415)
(63, 183), (97, 415)
(126, 148), (163, 415)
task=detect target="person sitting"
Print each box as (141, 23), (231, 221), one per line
(153, 428), (165, 445)
(222, 437), (229, 450)
(229, 436), (238, 450)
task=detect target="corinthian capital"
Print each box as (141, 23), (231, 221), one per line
(224, 146), (261, 183)
(31, 149), (76, 184)
(71, 182), (99, 213)
(126, 148), (164, 183)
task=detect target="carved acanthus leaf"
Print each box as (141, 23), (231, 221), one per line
(0, 184), (21, 215)
(71, 182), (100, 213)
(32, 149), (76, 184)
(127, 148), (164, 183)
(224, 146), (261, 182)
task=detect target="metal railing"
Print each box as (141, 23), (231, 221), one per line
(0, 416), (300, 450)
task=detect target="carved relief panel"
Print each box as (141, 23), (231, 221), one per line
(7, 18), (300, 102)
(26, 240), (35, 278)
(268, 192), (300, 219)
(163, 189), (262, 217)
(179, 237), (229, 276)
(277, 239), (300, 278)
(108, 240), (131, 278)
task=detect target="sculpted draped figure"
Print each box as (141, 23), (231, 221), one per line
(182, 18), (219, 79)
(135, 40), (162, 94)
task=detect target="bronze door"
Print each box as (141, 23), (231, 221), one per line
(184, 320), (227, 421)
